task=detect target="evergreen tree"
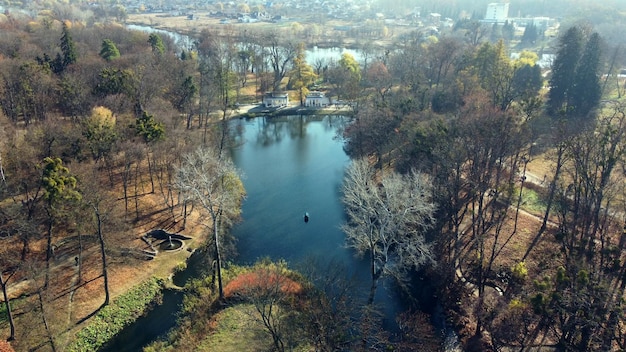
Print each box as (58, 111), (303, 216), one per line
(490, 23), (502, 42)
(512, 63), (543, 102)
(60, 22), (77, 69)
(521, 23), (538, 44)
(569, 32), (602, 118)
(502, 20), (515, 41)
(547, 26), (583, 116)
(99, 39), (120, 61)
(135, 111), (165, 143)
(148, 33), (165, 55)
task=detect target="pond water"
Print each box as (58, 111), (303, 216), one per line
(126, 24), (365, 64)
(229, 115), (352, 263)
(229, 115), (404, 318)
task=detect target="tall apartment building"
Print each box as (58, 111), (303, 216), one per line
(484, 2), (509, 23)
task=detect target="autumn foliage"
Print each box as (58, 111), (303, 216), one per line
(223, 268), (303, 298)
(0, 341), (15, 352)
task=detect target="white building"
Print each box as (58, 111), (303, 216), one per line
(305, 91), (330, 107)
(263, 92), (289, 107)
(484, 3), (509, 24)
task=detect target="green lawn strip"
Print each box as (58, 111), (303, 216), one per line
(518, 186), (548, 215)
(66, 277), (164, 352)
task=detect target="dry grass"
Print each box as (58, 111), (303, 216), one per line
(0, 157), (211, 351)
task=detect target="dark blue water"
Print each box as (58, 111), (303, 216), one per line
(229, 115), (405, 325)
(99, 290), (183, 352)
(229, 115), (353, 263)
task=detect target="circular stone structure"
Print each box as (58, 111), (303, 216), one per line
(158, 238), (184, 252)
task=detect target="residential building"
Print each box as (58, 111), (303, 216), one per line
(484, 3), (509, 24)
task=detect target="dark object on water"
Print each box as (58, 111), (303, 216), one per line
(304, 212), (309, 223)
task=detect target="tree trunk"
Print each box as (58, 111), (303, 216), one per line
(45, 210), (53, 290)
(0, 273), (16, 341)
(77, 232), (83, 284)
(182, 199), (188, 229)
(367, 252), (379, 306)
(122, 162), (130, 214)
(146, 151), (155, 194)
(95, 208), (110, 306)
(38, 290), (56, 352)
(134, 162), (140, 221)
(213, 212), (223, 300)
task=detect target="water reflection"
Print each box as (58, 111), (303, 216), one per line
(234, 115), (347, 147)
(229, 115), (404, 330)
(229, 115), (351, 264)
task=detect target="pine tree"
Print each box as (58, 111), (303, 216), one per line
(60, 22), (77, 69)
(99, 39), (120, 61)
(569, 32), (602, 118)
(521, 23), (538, 44)
(547, 26), (583, 116)
(148, 33), (165, 55)
(502, 20), (515, 41)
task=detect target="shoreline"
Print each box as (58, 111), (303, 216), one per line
(125, 13), (397, 50)
(232, 103), (355, 119)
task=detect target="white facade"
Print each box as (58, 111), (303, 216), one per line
(484, 3), (509, 23)
(305, 91), (330, 107)
(263, 92), (289, 107)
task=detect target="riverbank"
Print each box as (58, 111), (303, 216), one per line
(66, 278), (164, 352)
(125, 12), (400, 49)
(233, 103), (354, 119)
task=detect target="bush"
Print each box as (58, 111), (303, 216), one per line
(511, 261), (528, 281)
(67, 277), (164, 352)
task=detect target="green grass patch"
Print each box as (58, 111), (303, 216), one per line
(0, 295), (30, 324)
(66, 277), (164, 352)
(518, 186), (547, 215)
(0, 300), (6, 323)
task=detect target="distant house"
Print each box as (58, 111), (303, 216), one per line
(305, 91), (330, 107)
(263, 92), (289, 107)
(428, 13), (441, 25)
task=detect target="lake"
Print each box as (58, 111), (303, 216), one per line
(229, 115), (353, 263)
(229, 115), (404, 318)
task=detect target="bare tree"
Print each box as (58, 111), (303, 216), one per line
(298, 258), (360, 351)
(0, 204), (29, 342)
(173, 146), (244, 300)
(341, 158), (436, 305)
(262, 32), (297, 91)
(236, 264), (302, 352)
(76, 163), (121, 308)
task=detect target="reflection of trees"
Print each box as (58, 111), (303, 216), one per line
(251, 116), (338, 146)
(229, 116), (350, 160)
(256, 119), (286, 146)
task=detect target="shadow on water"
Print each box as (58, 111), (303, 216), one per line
(98, 289), (183, 352)
(172, 248), (208, 287)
